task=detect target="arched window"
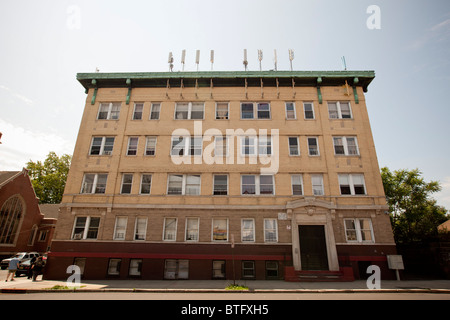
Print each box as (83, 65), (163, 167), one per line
(0, 196), (24, 244)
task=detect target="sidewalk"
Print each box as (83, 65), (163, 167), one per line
(1, 275), (450, 294)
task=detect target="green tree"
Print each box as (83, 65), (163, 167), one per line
(26, 152), (72, 204)
(381, 167), (449, 243)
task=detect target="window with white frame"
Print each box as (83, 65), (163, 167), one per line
(333, 137), (359, 155)
(185, 217), (199, 241)
(140, 174), (152, 194)
(240, 102), (270, 119)
(241, 219), (255, 242)
(81, 173), (108, 194)
(90, 137), (115, 155)
(108, 258), (121, 275)
(127, 137), (139, 156)
(258, 136), (272, 156)
(150, 103), (161, 120)
(72, 216), (100, 240)
(241, 175), (274, 195)
(145, 136), (157, 156)
(288, 137), (300, 156)
(163, 218), (177, 241)
(132, 103), (144, 120)
(214, 136), (228, 157)
(216, 102), (229, 119)
(134, 217), (147, 240)
(328, 101), (352, 119)
(311, 174), (324, 196)
(338, 174), (366, 195)
(114, 217), (127, 240)
(240, 136), (257, 156)
(129, 259), (142, 276)
(212, 218), (228, 241)
(308, 137), (319, 156)
(213, 175), (228, 195)
(344, 218), (374, 242)
(167, 174), (201, 195)
(264, 219), (278, 242)
(121, 173), (133, 194)
(303, 102), (315, 119)
(175, 102), (204, 120)
(291, 174), (303, 195)
(285, 102), (296, 119)
(170, 137), (202, 156)
(97, 103), (121, 120)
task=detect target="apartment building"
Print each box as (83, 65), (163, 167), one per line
(45, 70), (397, 281)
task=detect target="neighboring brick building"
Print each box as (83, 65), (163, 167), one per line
(46, 70), (397, 281)
(0, 169), (56, 259)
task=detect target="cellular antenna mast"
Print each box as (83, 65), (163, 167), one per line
(168, 52), (174, 72)
(243, 49), (248, 71)
(195, 50), (200, 71)
(341, 56), (347, 71)
(289, 49), (294, 71)
(258, 49), (263, 71)
(210, 50), (214, 71)
(181, 50), (186, 71)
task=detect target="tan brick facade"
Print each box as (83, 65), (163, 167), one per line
(46, 71), (396, 281)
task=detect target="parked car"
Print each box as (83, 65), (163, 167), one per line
(15, 259), (33, 277)
(0, 252), (40, 270)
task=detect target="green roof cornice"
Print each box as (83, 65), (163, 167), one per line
(77, 70), (375, 92)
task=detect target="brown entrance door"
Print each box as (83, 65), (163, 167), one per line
(298, 225), (329, 270)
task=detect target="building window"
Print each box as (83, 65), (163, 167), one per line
(134, 217), (147, 240)
(213, 175), (228, 195)
(167, 174), (201, 195)
(185, 217), (199, 241)
(129, 259), (142, 276)
(241, 219), (255, 242)
(140, 174), (152, 194)
(175, 102), (204, 120)
(171, 137), (202, 156)
(81, 173), (107, 194)
(339, 174), (366, 195)
(311, 174), (324, 196)
(333, 137), (359, 155)
(241, 136), (256, 156)
(216, 102), (229, 120)
(150, 103), (161, 120)
(258, 136), (272, 156)
(38, 230), (48, 242)
(212, 218), (228, 241)
(328, 101), (352, 119)
(213, 261), (226, 279)
(285, 102), (296, 119)
(121, 174), (133, 194)
(288, 137), (300, 156)
(163, 218), (177, 241)
(97, 102), (121, 120)
(108, 258), (121, 276)
(214, 136), (228, 157)
(344, 218), (374, 243)
(127, 137), (139, 156)
(90, 137), (115, 155)
(242, 261), (255, 279)
(307, 137), (319, 156)
(145, 137), (157, 156)
(28, 225), (38, 246)
(72, 216), (100, 240)
(0, 196), (23, 244)
(113, 217), (127, 240)
(304, 102), (315, 119)
(291, 174), (303, 195)
(241, 175), (274, 195)
(264, 219), (278, 242)
(132, 103), (144, 120)
(266, 261), (279, 279)
(240, 102), (270, 119)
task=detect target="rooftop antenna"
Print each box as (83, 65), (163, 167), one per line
(258, 49), (263, 71)
(289, 49), (294, 71)
(273, 49), (278, 71)
(210, 50), (214, 71)
(243, 49), (248, 71)
(195, 50), (200, 71)
(168, 52), (174, 72)
(341, 56), (347, 71)
(181, 50), (186, 71)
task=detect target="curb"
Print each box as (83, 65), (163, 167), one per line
(3, 288), (450, 294)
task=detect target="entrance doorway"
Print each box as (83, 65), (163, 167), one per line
(299, 225), (329, 270)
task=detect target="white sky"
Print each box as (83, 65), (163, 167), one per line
(0, 0), (449, 209)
